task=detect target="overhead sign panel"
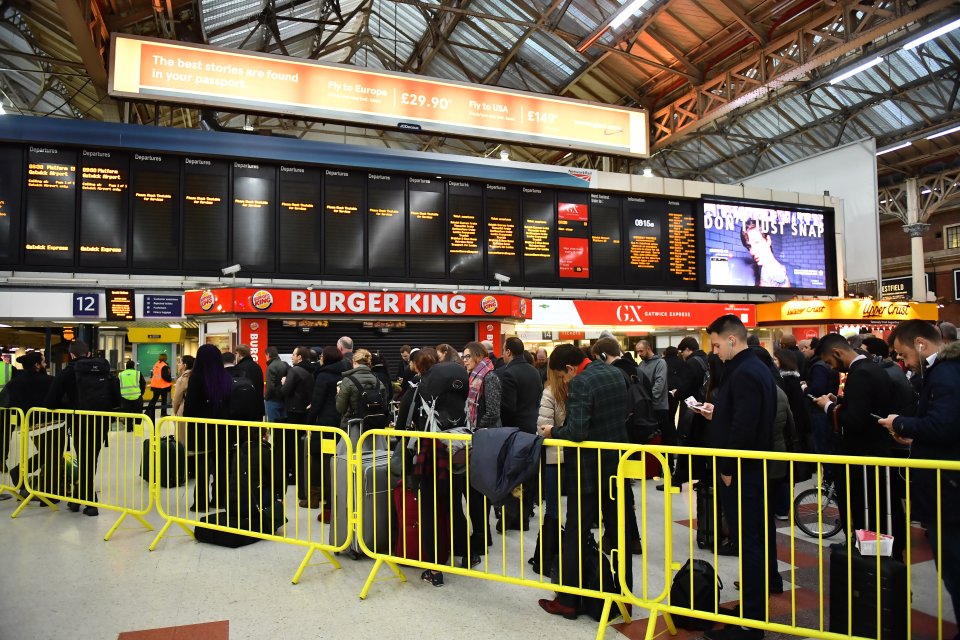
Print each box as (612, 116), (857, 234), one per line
(109, 34), (648, 158)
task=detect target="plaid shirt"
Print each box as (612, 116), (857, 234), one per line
(555, 360), (630, 444)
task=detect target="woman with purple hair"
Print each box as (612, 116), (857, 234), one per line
(184, 343), (234, 511)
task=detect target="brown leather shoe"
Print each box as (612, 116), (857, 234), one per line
(538, 598), (578, 620)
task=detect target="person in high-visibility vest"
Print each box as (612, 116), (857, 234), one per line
(119, 360), (145, 431)
(145, 354), (172, 420)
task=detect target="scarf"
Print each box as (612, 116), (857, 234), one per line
(467, 357), (494, 429)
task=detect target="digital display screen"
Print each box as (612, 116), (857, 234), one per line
(558, 194), (590, 280)
(182, 158), (229, 270)
(278, 166), (322, 273)
(79, 150), (129, 268)
(522, 187), (555, 283)
(624, 196), (697, 289)
(409, 177), (445, 278)
(131, 153), (179, 270)
(702, 200), (828, 291)
(106, 288), (135, 321)
(233, 161), (276, 272)
(24, 146), (77, 267)
(590, 193), (621, 285)
(323, 169), (365, 275)
(0, 146), (22, 263)
(485, 184), (521, 282)
(367, 173), (406, 276)
(448, 180), (483, 280)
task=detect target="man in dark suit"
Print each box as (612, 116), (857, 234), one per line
(813, 333), (905, 560)
(700, 315), (779, 640)
(496, 336), (542, 434)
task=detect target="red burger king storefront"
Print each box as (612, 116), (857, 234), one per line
(185, 287), (532, 376)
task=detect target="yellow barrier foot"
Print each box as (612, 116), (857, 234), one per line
(134, 514), (155, 532)
(321, 549), (342, 571)
(148, 520), (173, 551)
(616, 600), (633, 624)
(595, 598), (614, 640)
(10, 494), (33, 518)
(385, 560), (406, 583)
(292, 547), (317, 585)
(175, 521), (195, 538)
(104, 512), (129, 541)
(643, 609), (660, 640)
(359, 558), (385, 600)
(663, 611), (677, 635)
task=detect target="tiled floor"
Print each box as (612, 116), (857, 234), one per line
(1, 468), (957, 640)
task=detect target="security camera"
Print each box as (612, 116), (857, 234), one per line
(494, 273), (511, 284)
(221, 264), (241, 276)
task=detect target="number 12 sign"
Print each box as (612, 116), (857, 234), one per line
(73, 293), (100, 317)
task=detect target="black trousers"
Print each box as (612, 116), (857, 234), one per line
(451, 473), (490, 557)
(145, 387), (170, 419)
(75, 416), (106, 502)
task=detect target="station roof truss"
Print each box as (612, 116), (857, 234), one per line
(0, 0), (958, 203)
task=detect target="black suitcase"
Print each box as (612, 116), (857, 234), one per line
(140, 436), (186, 487)
(696, 484), (715, 549)
(194, 507), (286, 548)
(829, 467), (908, 639)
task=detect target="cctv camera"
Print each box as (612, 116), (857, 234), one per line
(494, 273), (511, 284)
(221, 264), (241, 276)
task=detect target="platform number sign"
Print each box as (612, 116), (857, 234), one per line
(73, 293), (99, 317)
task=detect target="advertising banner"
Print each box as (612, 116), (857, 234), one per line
(239, 318), (268, 378)
(531, 299), (756, 327)
(757, 299), (939, 324)
(109, 35), (648, 157)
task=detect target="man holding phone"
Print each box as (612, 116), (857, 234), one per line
(811, 333), (905, 560)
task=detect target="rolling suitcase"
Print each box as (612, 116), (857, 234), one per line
(329, 446), (392, 559)
(141, 436), (186, 487)
(829, 466), (908, 639)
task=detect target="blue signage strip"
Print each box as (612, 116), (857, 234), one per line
(73, 293), (99, 317)
(143, 295), (183, 318)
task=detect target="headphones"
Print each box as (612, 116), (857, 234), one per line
(918, 342), (924, 353)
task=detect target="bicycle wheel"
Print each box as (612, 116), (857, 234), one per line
(794, 487), (842, 538)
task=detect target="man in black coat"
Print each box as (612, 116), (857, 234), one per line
(813, 333), (905, 560)
(701, 316), (779, 640)
(496, 337), (542, 434)
(3, 352), (53, 497)
(881, 320), (960, 624)
(233, 344), (264, 414)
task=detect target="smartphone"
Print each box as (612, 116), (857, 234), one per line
(807, 394), (817, 400)
(870, 413), (884, 420)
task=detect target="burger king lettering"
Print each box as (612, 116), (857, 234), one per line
(289, 291), (468, 314)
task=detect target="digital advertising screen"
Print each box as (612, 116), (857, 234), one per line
(79, 149), (129, 268)
(278, 165), (322, 273)
(408, 177), (446, 279)
(702, 200), (831, 292)
(558, 197), (590, 280)
(232, 161), (277, 272)
(131, 153), (179, 270)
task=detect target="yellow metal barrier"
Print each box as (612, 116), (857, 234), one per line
(149, 416), (353, 585)
(624, 444), (960, 640)
(353, 429), (663, 640)
(0, 407), (26, 500)
(11, 408), (155, 540)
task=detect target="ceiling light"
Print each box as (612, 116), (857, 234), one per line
(609, 0), (652, 29)
(876, 141), (912, 156)
(0, 103), (6, 116)
(926, 123), (960, 140)
(902, 16), (960, 50)
(499, 150), (510, 161)
(99, 325), (119, 329)
(642, 168), (654, 177)
(830, 57), (883, 85)
(168, 323), (182, 329)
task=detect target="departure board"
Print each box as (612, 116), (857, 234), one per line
(590, 193), (622, 285)
(182, 158), (229, 271)
(79, 149), (129, 268)
(367, 173), (406, 276)
(485, 184), (521, 282)
(666, 200), (697, 287)
(131, 153), (179, 269)
(408, 177), (445, 278)
(233, 162), (276, 272)
(24, 146), (77, 267)
(278, 165), (322, 273)
(0, 146), (22, 263)
(323, 169), (365, 275)
(522, 187), (555, 283)
(448, 180), (483, 280)
(624, 196), (697, 289)
(558, 193), (590, 280)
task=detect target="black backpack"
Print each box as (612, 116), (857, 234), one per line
(73, 358), (117, 411)
(230, 374), (263, 421)
(626, 371), (658, 443)
(346, 375), (389, 429)
(669, 559), (723, 630)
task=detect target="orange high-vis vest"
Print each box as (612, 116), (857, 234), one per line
(151, 361), (172, 389)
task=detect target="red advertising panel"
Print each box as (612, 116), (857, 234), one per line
(239, 318), (268, 379)
(558, 201), (589, 279)
(476, 321), (502, 356)
(572, 300), (756, 327)
(185, 288), (532, 319)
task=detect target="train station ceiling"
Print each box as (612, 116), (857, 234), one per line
(0, 0), (958, 191)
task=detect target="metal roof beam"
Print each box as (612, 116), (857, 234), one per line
(715, 0), (767, 45)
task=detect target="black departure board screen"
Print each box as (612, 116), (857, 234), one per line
(522, 187), (555, 283)
(485, 184), (521, 282)
(131, 153), (179, 270)
(278, 166), (322, 273)
(408, 177), (445, 278)
(323, 169), (365, 276)
(367, 173), (406, 276)
(182, 158), (229, 271)
(590, 193), (622, 285)
(233, 162), (276, 272)
(0, 146), (22, 263)
(624, 196), (697, 289)
(24, 146), (76, 267)
(79, 149), (129, 268)
(448, 180), (483, 280)
(558, 192), (590, 280)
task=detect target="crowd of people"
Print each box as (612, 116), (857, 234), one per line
(1, 318), (958, 640)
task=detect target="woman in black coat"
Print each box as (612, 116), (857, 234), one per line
(183, 343), (233, 512)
